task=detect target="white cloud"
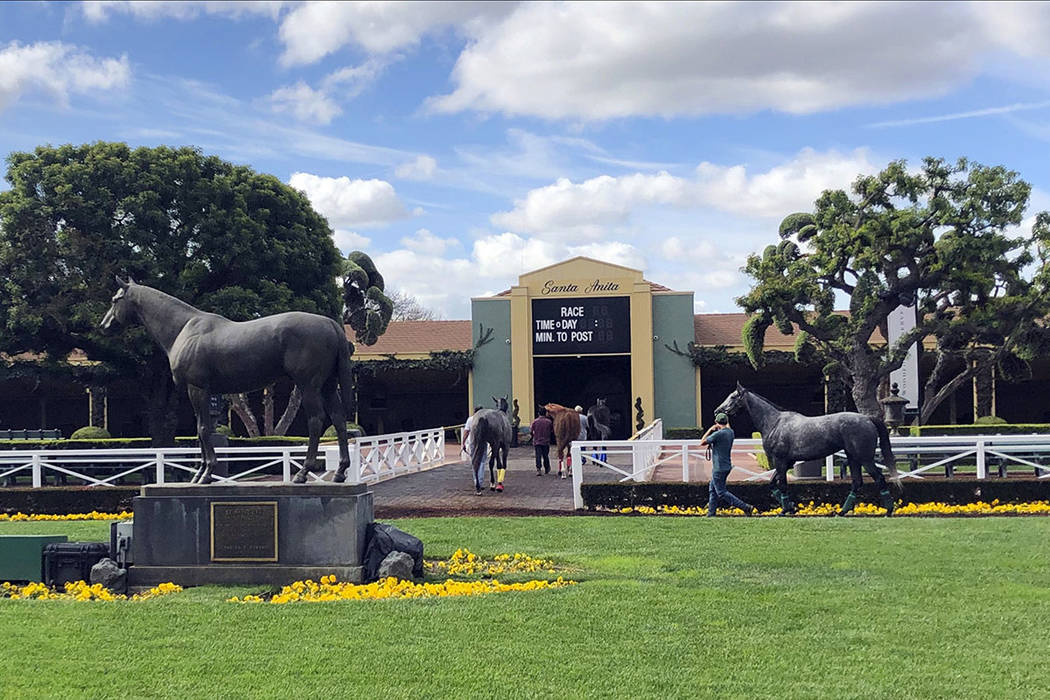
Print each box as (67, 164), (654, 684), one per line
(567, 242), (646, 271)
(492, 148), (876, 237)
(0, 41), (130, 112)
(266, 81), (342, 125)
(277, 1), (514, 66)
(395, 155), (438, 180)
(491, 172), (686, 238)
(332, 230), (372, 253)
(660, 237), (717, 263)
(82, 1), (285, 23)
(400, 228), (458, 256)
(289, 172), (409, 229)
(692, 147), (877, 218)
(428, 2), (1050, 120)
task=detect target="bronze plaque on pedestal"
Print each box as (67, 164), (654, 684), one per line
(210, 501), (278, 562)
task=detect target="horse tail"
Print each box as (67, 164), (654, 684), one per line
(334, 320), (355, 419)
(871, 416), (903, 494)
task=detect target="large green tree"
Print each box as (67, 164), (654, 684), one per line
(0, 142), (343, 444)
(738, 157), (1050, 421)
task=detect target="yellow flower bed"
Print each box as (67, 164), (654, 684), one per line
(0, 511), (133, 521)
(425, 548), (556, 576)
(605, 500), (1050, 517)
(1, 580), (182, 601)
(229, 574), (576, 604)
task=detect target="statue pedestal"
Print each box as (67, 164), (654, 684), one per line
(128, 482), (372, 587)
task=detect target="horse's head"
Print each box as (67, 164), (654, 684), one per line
(492, 394), (509, 413)
(100, 275), (138, 331)
(543, 402), (566, 416)
(714, 381), (748, 418)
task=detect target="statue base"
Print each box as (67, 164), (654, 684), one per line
(128, 482), (373, 587)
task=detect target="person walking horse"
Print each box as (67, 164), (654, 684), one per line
(699, 412), (756, 517)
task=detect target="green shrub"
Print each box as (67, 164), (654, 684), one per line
(665, 427), (702, 439)
(322, 422), (364, 439)
(70, 426), (112, 439)
(975, 415), (1008, 425)
(214, 424), (233, 437)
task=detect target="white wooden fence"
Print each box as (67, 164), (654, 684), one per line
(570, 430), (1050, 509)
(0, 427), (446, 488)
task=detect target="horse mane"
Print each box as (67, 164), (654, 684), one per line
(131, 284), (206, 316)
(544, 403), (571, 414)
(742, 388), (787, 413)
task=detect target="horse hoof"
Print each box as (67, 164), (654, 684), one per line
(333, 472), (347, 483)
(292, 471), (308, 484)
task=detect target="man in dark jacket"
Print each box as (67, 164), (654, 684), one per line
(530, 408), (554, 475)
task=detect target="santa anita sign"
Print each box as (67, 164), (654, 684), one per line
(539, 278), (626, 295)
(469, 257), (702, 433)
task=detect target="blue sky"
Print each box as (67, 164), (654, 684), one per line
(3, 1), (1050, 318)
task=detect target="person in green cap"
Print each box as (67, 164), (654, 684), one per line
(700, 412), (756, 517)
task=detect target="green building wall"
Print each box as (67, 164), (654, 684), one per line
(470, 298), (512, 412)
(652, 293), (698, 428)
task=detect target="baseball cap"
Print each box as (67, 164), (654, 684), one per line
(714, 412), (729, 424)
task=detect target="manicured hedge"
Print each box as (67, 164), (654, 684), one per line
(581, 479), (1050, 511)
(665, 427), (702, 439)
(0, 487), (138, 515)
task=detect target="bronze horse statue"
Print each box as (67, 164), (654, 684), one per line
(101, 277), (353, 484)
(715, 382), (902, 515)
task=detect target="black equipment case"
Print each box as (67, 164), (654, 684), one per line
(42, 542), (110, 588)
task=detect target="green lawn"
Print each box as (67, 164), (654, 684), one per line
(2, 516), (1049, 699)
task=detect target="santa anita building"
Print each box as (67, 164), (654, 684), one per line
(3, 256), (1046, 439)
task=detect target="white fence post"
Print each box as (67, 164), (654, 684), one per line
(282, 449), (292, 482)
(350, 441), (362, 484)
(825, 454), (835, 482)
(31, 453), (42, 488)
(976, 440), (986, 479)
(682, 444), (689, 482)
(155, 452), (165, 484)
(571, 443), (584, 509)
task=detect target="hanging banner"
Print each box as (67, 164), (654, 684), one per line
(887, 305), (919, 407)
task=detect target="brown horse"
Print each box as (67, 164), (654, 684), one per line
(543, 403), (581, 479)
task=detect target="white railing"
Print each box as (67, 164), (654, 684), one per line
(0, 427), (446, 488)
(819, 434), (1050, 482)
(570, 433), (1050, 509)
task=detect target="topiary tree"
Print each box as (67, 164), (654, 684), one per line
(343, 251), (393, 350)
(739, 157), (1049, 421)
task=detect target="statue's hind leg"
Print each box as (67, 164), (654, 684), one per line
(292, 388), (325, 484)
(322, 380), (352, 483)
(188, 386), (215, 484)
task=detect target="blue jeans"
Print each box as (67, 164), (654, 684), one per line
(708, 468), (750, 516)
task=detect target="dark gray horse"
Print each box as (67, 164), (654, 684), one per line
(715, 382), (902, 515)
(586, 398), (611, 441)
(470, 395), (512, 493)
(101, 277), (353, 485)
(586, 398), (611, 462)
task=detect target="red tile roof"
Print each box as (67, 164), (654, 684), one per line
(693, 312), (888, 349)
(348, 320), (473, 356)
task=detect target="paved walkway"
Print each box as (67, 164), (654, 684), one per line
(371, 442), (771, 518)
(373, 444), (622, 517)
